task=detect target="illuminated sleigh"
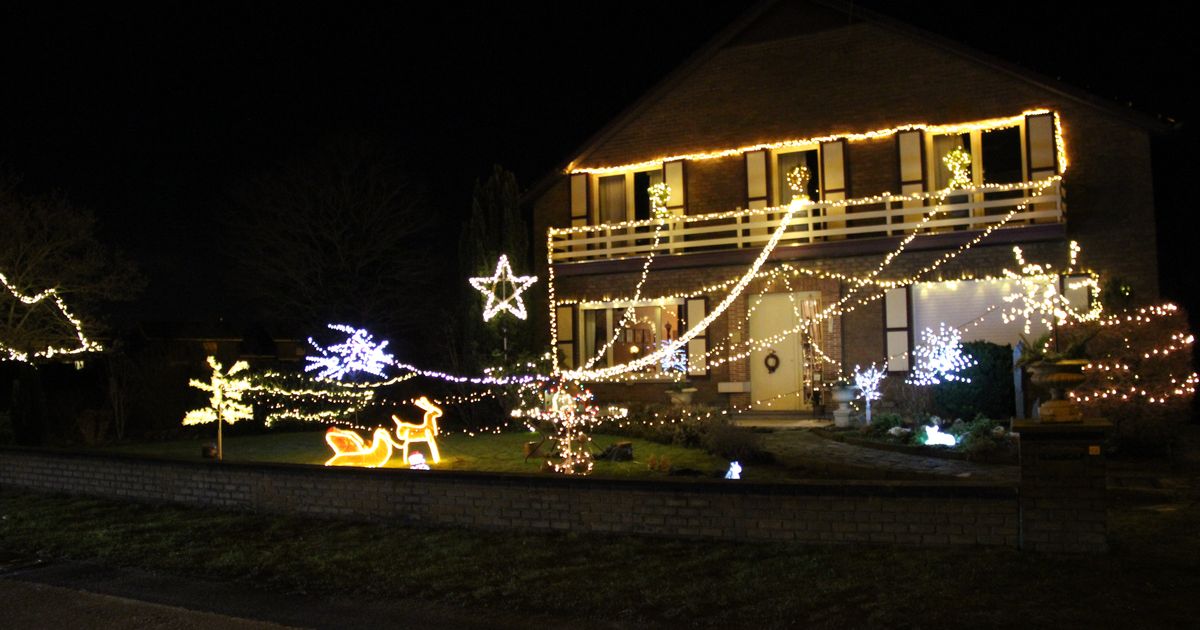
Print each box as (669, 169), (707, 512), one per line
(324, 397), (443, 467)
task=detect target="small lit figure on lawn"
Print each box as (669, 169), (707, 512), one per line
(725, 461), (742, 480)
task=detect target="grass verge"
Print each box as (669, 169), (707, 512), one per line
(1, 489), (1197, 628)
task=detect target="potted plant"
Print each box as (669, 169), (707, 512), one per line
(1018, 331), (1093, 423)
(666, 378), (699, 405)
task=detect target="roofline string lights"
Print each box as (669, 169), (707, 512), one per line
(566, 109), (1066, 175)
(1, 269), (103, 363)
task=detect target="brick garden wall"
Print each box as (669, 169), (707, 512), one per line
(0, 448), (1018, 547)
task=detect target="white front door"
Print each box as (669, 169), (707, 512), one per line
(749, 292), (817, 410)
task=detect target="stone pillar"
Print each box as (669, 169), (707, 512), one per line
(1013, 419), (1111, 553)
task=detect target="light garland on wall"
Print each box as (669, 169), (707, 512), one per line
(549, 175), (1058, 237)
(557, 184), (1077, 385)
(582, 188), (670, 369)
(566, 110), (1066, 176)
(560, 195), (807, 380)
(1, 270), (103, 363)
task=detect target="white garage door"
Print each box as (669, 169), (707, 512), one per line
(911, 279), (1050, 347)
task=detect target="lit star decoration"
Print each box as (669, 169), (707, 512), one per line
(907, 323), (977, 386)
(648, 182), (671, 218)
(943, 146), (972, 190)
(786, 165), (811, 201)
(853, 363), (887, 425)
(1, 270), (102, 363)
(470, 254), (538, 322)
(305, 324), (394, 381)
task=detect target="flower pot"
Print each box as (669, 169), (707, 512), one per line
(667, 387), (698, 406)
(1028, 359), (1087, 423)
(831, 385), (857, 427)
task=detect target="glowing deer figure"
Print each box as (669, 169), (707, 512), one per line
(391, 397), (443, 464)
(325, 427), (394, 467)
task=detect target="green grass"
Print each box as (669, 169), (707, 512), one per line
(96, 429), (793, 481)
(1, 489), (1197, 628)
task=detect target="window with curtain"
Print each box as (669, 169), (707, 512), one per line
(598, 175), (626, 224)
(581, 302), (682, 373)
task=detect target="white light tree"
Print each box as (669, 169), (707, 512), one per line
(305, 324), (395, 381)
(907, 323), (977, 386)
(854, 363), (887, 424)
(183, 356), (254, 461)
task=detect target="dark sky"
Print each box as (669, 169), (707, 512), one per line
(0, 1), (1193, 323)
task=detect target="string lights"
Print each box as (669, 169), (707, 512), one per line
(182, 356), (254, 461)
(1, 269), (103, 363)
(566, 110), (1066, 177)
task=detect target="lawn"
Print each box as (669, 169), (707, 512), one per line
(1, 487), (1197, 628)
(97, 429), (795, 481)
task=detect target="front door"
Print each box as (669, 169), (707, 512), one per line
(749, 292), (817, 411)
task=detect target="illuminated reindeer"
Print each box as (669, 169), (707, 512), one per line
(391, 396), (443, 464)
(324, 397), (444, 467)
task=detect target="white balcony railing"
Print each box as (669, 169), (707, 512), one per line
(550, 178), (1064, 263)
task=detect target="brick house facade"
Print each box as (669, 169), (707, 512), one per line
(527, 0), (1162, 410)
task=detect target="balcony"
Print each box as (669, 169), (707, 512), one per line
(549, 178), (1064, 267)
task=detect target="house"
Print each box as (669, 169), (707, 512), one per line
(526, 0), (1165, 411)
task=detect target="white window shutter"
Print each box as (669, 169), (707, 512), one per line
(685, 297), (708, 377)
(884, 287), (911, 372)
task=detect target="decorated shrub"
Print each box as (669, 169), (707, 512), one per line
(1068, 304), (1196, 453)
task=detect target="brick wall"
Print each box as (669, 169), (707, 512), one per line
(0, 448), (1019, 547)
(1014, 420), (1111, 553)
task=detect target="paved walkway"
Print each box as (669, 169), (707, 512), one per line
(760, 429), (1019, 483)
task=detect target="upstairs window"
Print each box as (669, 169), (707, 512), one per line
(590, 164), (682, 226)
(776, 149), (820, 204)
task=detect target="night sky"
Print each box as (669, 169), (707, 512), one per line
(1, 1), (1193, 325)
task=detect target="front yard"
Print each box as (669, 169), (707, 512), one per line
(97, 429), (798, 481)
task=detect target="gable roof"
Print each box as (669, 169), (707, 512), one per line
(524, 0), (1171, 203)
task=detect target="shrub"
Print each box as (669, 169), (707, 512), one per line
(946, 413), (1014, 460)
(600, 403), (770, 463)
(1069, 304), (1196, 453)
(932, 341), (1015, 420)
(701, 417), (770, 464)
(861, 412), (905, 438)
